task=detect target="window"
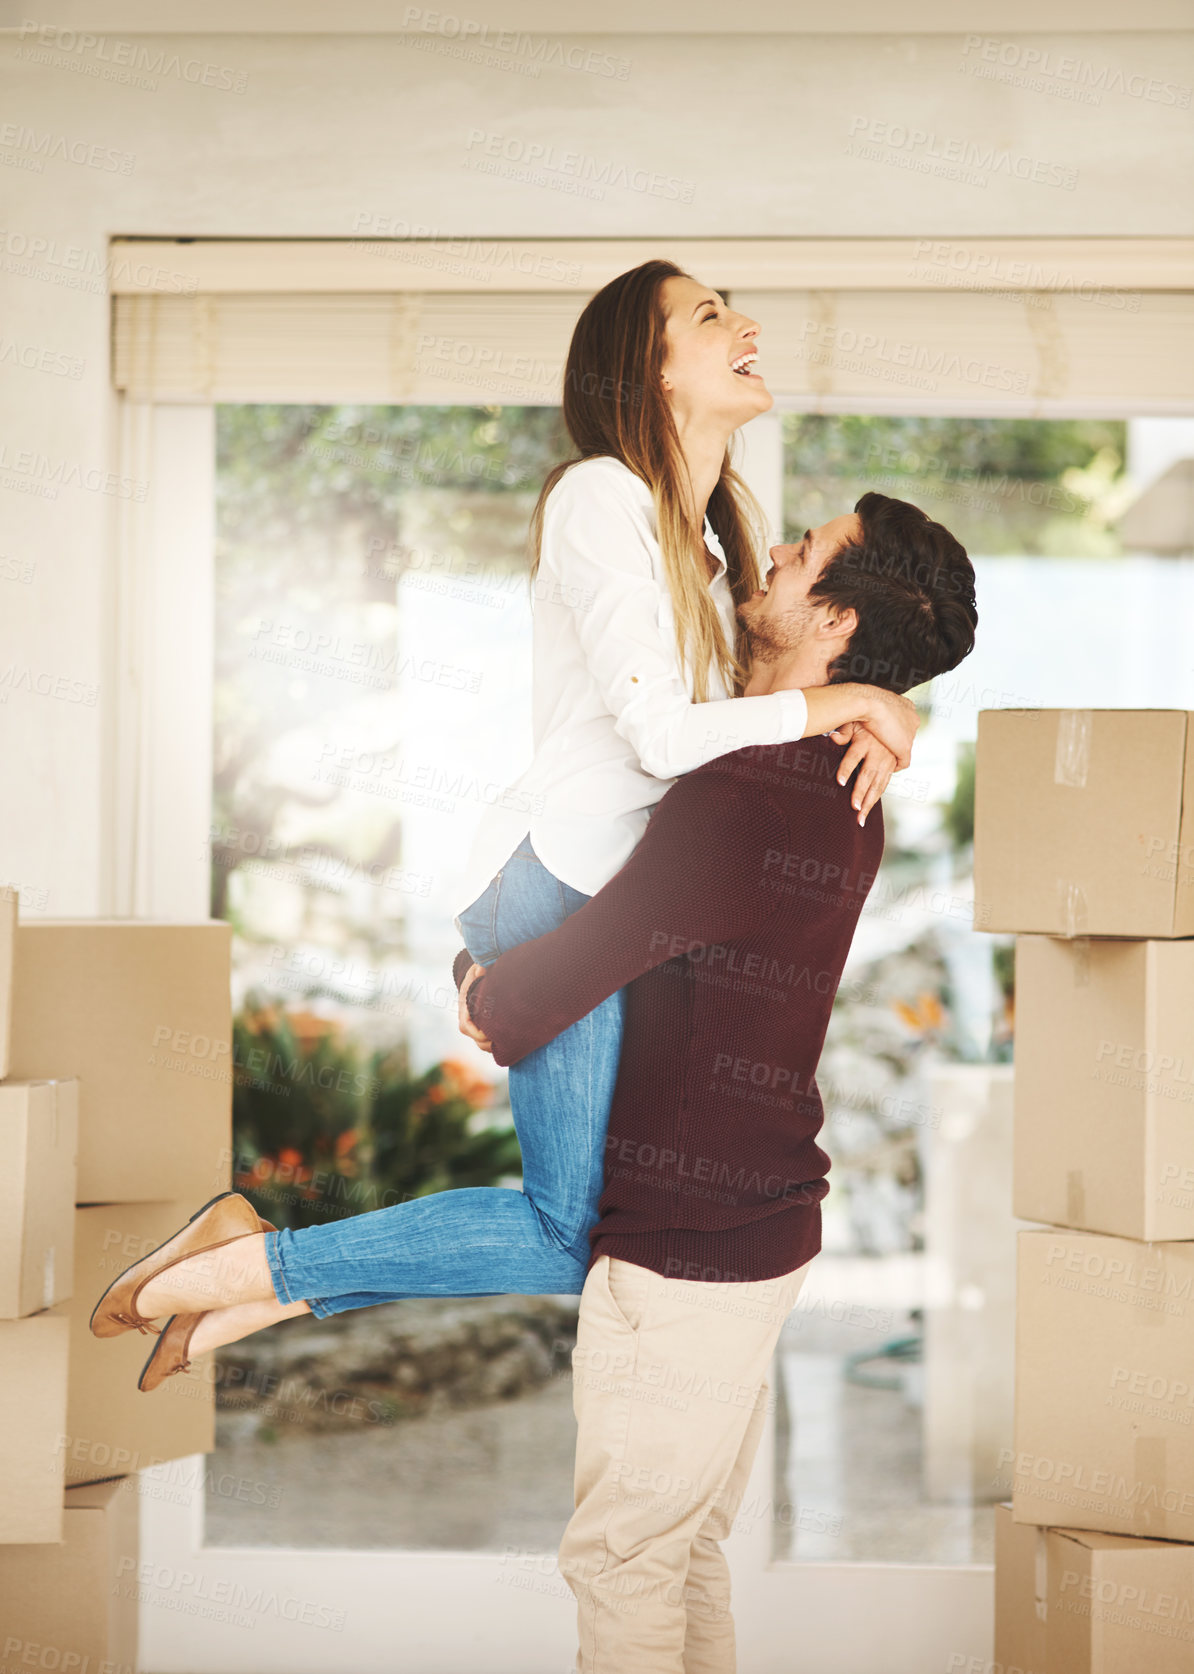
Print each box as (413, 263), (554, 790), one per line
(112, 240), (1194, 1672)
(773, 412), (1194, 1564)
(205, 402), (583, 1552)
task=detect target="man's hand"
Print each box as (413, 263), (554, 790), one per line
(457, 962), (494, 1054)
(828, 722), (899, 826)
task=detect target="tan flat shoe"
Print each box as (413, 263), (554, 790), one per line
(89, 1191), (277, 1339)
(139, 1312), (204, 1392)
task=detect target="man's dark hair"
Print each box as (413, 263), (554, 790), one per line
(809, 491), (978, 693)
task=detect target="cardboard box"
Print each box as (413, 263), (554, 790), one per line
(1015, 936), (1194, 1241)
(0, 1310), (69, 1543)
(0, 1478), (138, 1671)
(0, 1079), (79, 1317)
(996, 1501), (1194, 1674)
(1012, 1228), (1194, 1542)
(995, 1500), (1050, 1674)
(0, 884), (15, 1076)
(922, 1065), (1017, 1504)
(9, 920), (233, 1203)
(64, 1203), (214, 1487)
(974, 709), (1194, 938)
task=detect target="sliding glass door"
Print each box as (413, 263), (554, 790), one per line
(110, 240), (1194, 1672)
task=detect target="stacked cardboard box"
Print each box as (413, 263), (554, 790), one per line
(11, 916), (236, 1203)
(63, 1202), (218, 1487)
(0, 1067), (78, 1544)
(0, 887), (76, 1545)
(975, 709), (1194, 1671)
(0, 1479), (139, 1671)
(0, 892), (235, 1668)
(996, 1503), (1194, 1674)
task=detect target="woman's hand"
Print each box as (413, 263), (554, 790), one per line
(848, 686), (919, 771)
(457, 963), (494, 1054)
(827, 723), (899, 825)
(800, 683), (919, 772)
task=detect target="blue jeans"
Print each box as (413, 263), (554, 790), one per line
(264, 834), (627, 1316)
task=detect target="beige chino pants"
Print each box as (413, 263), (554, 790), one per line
(559, 1252), (813, 1674)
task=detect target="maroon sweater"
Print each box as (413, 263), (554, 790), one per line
(458, 737), (884, 1284)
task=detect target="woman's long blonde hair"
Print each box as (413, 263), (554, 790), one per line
(529, 260), (766, 703)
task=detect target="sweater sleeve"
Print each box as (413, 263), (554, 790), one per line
(542, 461), (809, 778)
(464, 767), (787, 1066)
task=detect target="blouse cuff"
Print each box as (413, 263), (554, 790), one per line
(773, 686), (810, 743)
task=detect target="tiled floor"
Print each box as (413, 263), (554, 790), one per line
(775, 1322), (995, 1564)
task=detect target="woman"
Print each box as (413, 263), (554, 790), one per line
(91, 261), (917, 1387)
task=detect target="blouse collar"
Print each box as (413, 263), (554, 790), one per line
(702, 515), (728, 580)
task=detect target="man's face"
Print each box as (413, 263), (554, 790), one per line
(737, 512), (861, 661)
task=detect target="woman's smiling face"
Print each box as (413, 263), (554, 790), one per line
(658, 275), (773, 431)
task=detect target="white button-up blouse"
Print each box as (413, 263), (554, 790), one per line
(455, 455), (810, 912)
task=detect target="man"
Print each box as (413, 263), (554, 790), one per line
(455, 492), (977, 1674)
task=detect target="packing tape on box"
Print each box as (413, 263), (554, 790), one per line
(1065, 1170), (1086, 1227)
(1054, 709), (1092, 789)
(1033, 1527), (1049, 1621)
(1056, 881), (1089, 939)
(1132, 1435), (1168, 1537)
(1070, 936), (1091, 986)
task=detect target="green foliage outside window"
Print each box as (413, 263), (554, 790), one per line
(782, 413), (1128, 556)
(231, 1001), (522, 1231)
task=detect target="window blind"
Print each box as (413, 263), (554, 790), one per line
(109, 239), (1194, 413)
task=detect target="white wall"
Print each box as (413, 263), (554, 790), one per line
(1129, 416), (1194, 487)
(1, 27), (1192, 912)
(19, 3), (1194, 31)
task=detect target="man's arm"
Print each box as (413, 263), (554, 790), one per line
(455, 767), (787, 1067)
